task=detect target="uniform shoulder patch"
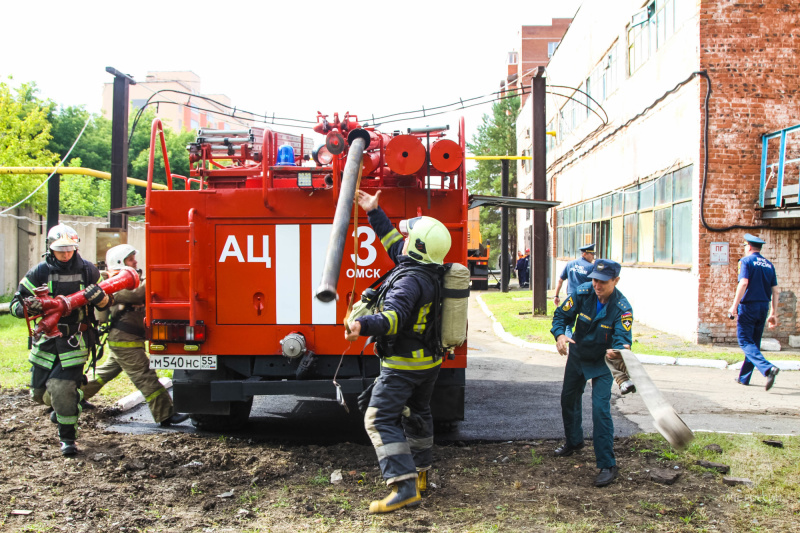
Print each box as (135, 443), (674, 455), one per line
(577, 284), (591, 294)
(562, 296), (574, 312)
(621, 311), (633, 331)
(617, 300), (629, 310)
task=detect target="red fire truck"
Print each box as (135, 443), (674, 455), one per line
(143, 113), (469, 430)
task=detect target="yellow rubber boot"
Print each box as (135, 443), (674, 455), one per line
(417, 468), (429, 493)
(369, 478), (420, 514)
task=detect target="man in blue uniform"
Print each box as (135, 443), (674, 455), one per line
(554, 243), (595, 337)
(515, 251), (529, 288)
(727, 233), (780, 390)
(346, 190), (451, 514)
(550, 259), (632, 487)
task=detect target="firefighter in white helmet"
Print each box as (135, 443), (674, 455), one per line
(82, 244), (188, 427)
(346, 190), (451, 514)
(9, 223), (110, 456)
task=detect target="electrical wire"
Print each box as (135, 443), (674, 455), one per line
(696, 72), (800, 232)
(0, 212), (144, 230)
(548, 70), (800, 233)
(0, 114), (92, 215)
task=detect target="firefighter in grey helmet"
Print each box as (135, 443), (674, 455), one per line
(9, 223), (110, 456)
(345, 190), (452, 514)
(82, 244), (189, 427)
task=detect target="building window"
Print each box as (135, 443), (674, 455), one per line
(555, 164), (693, 266)
(628, 0), (680, 75)
(526, 193), (532, 221)
(548, 42), (560, 58)
(190, 119), (200, 131)
(131, 98), (148, 110)
(521, 148), (532, 173)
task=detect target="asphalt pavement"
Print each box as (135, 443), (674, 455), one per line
(107, 293), (800, 441)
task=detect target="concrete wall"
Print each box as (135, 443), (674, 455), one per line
(541, 0), (703, 341)
(556, 258), (697, 339)
(0, 211), (145, 296)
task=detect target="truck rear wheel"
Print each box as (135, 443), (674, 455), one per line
(190, 397), (253, 432)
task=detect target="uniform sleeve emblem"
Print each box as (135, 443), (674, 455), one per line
(621, 311), (633, 331)
(562, 297), (574, 312)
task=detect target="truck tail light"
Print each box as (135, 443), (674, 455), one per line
(148, 320), (206, 343)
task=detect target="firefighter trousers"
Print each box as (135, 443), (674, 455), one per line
(364, 365), (440, 485)
(31, 360), (84, 443)
(83, 343), (174, 423)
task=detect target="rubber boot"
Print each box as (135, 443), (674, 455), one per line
(369, 478), (420, 514)
(60, 440), (78, 456)
(417, 468), (429, 493)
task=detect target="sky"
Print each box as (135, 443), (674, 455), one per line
(3, 0), (582, 150)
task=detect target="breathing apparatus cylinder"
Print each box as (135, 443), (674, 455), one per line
(441, 263), (470, 350)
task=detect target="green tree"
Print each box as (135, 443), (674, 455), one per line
(0, 79), (58, 212)
(466, 96), (520, 267)
(129, 115), (195, 189)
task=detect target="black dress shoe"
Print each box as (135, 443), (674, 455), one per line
(765, 366), (780, 391)
(595, 465), (619, 487)
(553, 442), (585, 457)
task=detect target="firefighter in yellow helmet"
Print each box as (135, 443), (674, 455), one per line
(346, 190), (451, 513)
(82, 245), (188, 427)
(9, 223), (110, 456)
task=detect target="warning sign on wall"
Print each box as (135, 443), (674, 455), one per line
(710, 242), (729, 265)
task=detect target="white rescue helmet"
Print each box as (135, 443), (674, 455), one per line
(47, 223), (80, 252)
(106, 244), (137, 271)
(401, 216), (452, 265)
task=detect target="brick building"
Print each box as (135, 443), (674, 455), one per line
(502, 19), (573, 109)
(516, 0), (799, 344)
(101, 71), (250, 132)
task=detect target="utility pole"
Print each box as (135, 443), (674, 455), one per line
(500, 159), (509, 292)
(106, 67), (135, 230)
(46, 173), (60, 231)
(531, 67), (547, 315)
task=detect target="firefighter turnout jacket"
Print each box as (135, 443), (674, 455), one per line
(354, 207), (442, 371)
(11, 252), (103, 369)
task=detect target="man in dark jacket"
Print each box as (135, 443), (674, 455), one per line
(550, 259), (632, 487)
(10, 224), (109, 456)
(345, 190), (451, 514)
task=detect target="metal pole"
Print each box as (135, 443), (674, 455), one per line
(106, 67), (136, 230)
(46, 173), (60, 231)
(532, 67), (547, 314)
(501, 159), (509, 293)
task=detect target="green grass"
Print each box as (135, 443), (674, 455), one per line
(479, 290), (556, 343)
(0, 315), (170, 401)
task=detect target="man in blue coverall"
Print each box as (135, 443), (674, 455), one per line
(727, 233), (780, 390)
(553, 243), (595, 337)
(346, 190), (452, 513)
(550, 259), (632, 487)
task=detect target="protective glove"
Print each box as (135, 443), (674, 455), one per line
(401, 406), (427, 435)
(84, 284), (108, 307)
(24, 296), (43, 315)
